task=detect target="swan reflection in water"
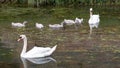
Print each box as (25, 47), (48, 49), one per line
(21, 57), (56, 68)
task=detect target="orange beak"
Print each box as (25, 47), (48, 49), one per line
(17, 38), (22, 42)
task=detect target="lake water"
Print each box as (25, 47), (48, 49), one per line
(0, 6), (120, 68)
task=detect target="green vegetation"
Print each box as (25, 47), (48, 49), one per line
(34, 0), (120, 6)
(0, 0), (120, 7)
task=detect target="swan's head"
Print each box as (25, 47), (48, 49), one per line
(81, 18), (83, 21)
(64, 19), (67, 21)
(75, 17), (78, 20)
(23, 21), (28, 25)
(36, 23), (38, 24)
(17, 35), (26, 41)
(90, 8), (93, 11)
(23, 21), (27, 23)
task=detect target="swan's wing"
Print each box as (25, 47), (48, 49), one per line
(26, 46), (51, 56)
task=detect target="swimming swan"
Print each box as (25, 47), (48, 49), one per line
(49, 24), (63, 30)
(11, 21), (27, 27)
(17, 35), (57, 58)
(36, 23), (44, 29)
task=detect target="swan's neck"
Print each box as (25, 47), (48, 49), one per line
(23, 21), (27, 25)
(21, 37), (27, 57)
(90, 11), (93, 18)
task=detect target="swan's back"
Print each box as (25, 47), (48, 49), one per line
(22, 45), (57, 58)
(61, 19), (75, 26)
(75, 18), (83, 24)
(36, 23), (44, 28)
(64, 19), (75, 23)
(24, 47), (51, 57)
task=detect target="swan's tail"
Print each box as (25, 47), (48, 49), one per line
(48, 45), (57, 56)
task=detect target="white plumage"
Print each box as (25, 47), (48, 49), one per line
(75, 17), (83, 25)
(18, 35), (57, 58)
(35, 23), (44, 29)
(11, 21), (27, 27)
(49, 24), (63, 29)
(61, 19), (75, 26)
(88, 8), (100, 35)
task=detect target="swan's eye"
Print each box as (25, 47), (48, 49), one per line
(19, 37), (22, 38)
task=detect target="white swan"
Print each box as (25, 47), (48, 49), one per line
(88, 8), (100, 35)
(17, 35), (57, 58)
(61, 19), (75, 26)
(49, 24), (63, 29)
(36, 23), (44, 29)
(61, 19), (77, 29)
(11, 21), (27, 27)
(75, 17), (84, 25)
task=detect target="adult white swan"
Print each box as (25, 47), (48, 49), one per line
(88, 8), (100, 35)
(17, 35), (57, 58)
(11, 21), (27, 28)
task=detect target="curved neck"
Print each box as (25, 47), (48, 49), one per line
(23, 21), (27, 25)
(21, 37), (27, 57)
